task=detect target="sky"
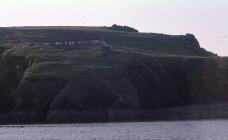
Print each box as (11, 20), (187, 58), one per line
(0, 0), (228, 56)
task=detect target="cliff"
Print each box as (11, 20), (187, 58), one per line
(0, 26), (227, 124)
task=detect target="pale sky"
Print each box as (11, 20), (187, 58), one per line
(0, 0), (228, 56)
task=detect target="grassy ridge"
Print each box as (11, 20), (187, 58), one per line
(2, 45), (132, 79)
(1, 26), (215, 56)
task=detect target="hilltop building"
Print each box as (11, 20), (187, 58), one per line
(42, 39), (105, 48)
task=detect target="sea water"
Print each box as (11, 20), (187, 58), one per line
(0, 120), (227, 140)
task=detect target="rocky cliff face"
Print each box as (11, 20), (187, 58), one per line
(0, 27), (224, 123)
(0, 54), (29, 112)
(0, 54), (228, 123)
(184, 34), (201, 48)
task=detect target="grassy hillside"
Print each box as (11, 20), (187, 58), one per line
(1, 26), (215, 57)
(1, 26), (227, 124)
(0, 26), (216, 79)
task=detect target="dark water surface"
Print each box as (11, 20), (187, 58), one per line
(0, 120), (227, 140)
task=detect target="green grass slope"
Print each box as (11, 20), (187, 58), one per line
(1, 26), (215, 57)
(0, 26), (216, 79)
